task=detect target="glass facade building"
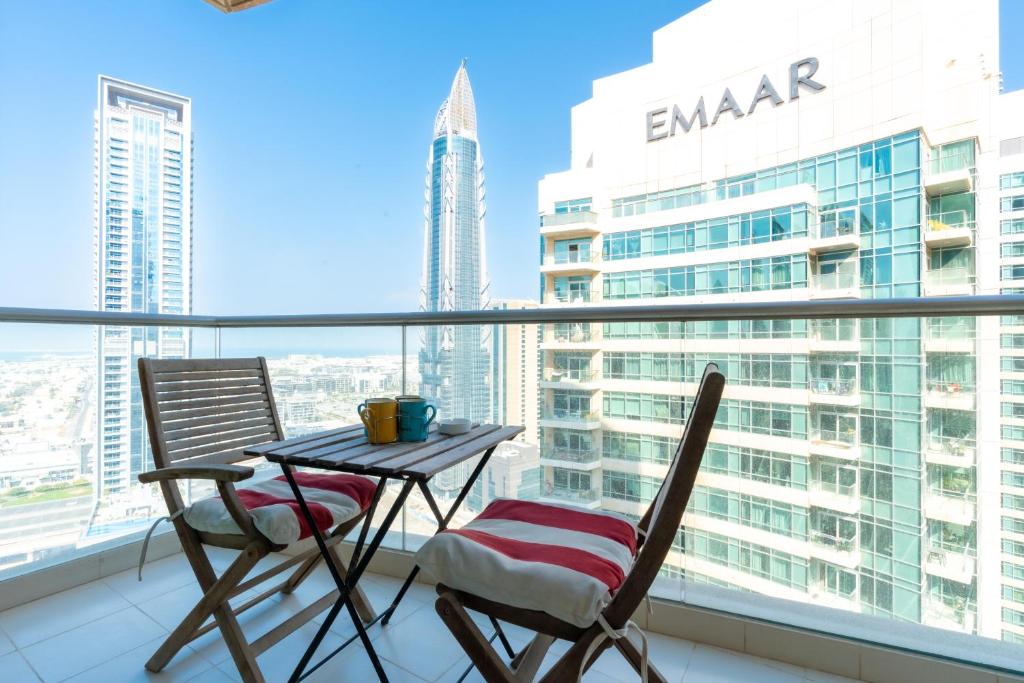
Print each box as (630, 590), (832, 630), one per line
(94, 77), (192, 498)
(536, 0), (1024, 646)
(419, 62), (492, 492)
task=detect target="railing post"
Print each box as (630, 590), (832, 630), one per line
(401, 324), (407, 395)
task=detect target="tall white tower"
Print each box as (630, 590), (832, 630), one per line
(94, 76), (192, 496)
(419, 61), (492, 493)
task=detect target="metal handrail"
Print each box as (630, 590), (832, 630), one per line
(1, 295), (1024, 328)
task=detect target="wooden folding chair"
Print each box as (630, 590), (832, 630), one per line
(136, 357), (376, 683)
(432, 363), (725, 682)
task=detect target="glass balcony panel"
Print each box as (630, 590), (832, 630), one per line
(2, 312), (1022, 674)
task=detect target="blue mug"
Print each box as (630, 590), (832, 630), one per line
(397, 396), (437, 442)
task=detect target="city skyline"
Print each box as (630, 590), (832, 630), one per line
(1, 1), (1022, 331)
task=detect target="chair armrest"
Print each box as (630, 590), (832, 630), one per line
(138, 464), (255, 484)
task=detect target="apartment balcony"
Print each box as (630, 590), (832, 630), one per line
(808, 332), (860, 354)
(538, 408), (601, 430)
(924, 381), (976, 411)
(923, 267), (974, 297)
(539, 367), (598, 390)
(924, 217), (974, 249)
(544, 290), (597, 305)
(538, 486), (602, 509)
(808, 222), (860, 255)
(809, 432), (859, 460)
(809, 482), (860, 515)
(539, 251), (601, 276)
(4, 298), (1024, 683)
(810, 272), (859, 300)
(924, 320), (974, 354)
(540, 327), (600, 351)
(923, 597), (977, 635)
(808, 378), (860, 407)
(538, 210), (600, 238)
(809, 531), (860, 568)
(925, 492), (977, 525)
(538, 445), (602, 470)
(925, 547), (977, 585)
(924, 157), (974, 197)
(924, 437), (976, 467)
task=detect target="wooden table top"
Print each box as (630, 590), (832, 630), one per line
(245, 422), (524, 480)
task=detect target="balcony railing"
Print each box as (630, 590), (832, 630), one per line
(543, 251), (599, 266)
(925, 266), (974, 291)
(926, 435), (976, 460)
(811, 531), (857, 553)
(817, 219), (857, 239)
(540, 407), (600, 423)
(928, 150), (974, 174)
(539, 210), (597, 227)
(809, 378), (856, 395)
(543, 367), (597, 383)
(926, 379), (976, 395)
(4, 295), (1024, 675)
(547, 290), (595, 304)
(545, 326), (595, 344)
(539, 446), (601, 465)
(540, 486), (600, 504)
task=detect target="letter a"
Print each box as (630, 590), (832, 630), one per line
(711, 88), (744, 125)
(748, 75), (784, 114)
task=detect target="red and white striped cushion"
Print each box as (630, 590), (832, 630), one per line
(415, 499), (637, 627)
(183, 472), (377, 546)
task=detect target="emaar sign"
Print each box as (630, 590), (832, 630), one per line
(646, 57), (825, 142)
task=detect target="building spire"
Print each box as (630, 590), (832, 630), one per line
(433, 60), (477, 140)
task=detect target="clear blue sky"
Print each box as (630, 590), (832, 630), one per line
(0, 0), (1023, 351)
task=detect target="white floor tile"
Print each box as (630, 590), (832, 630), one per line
(135, 582), (259, 634)
(0, 625), (15, 656)
(19, 606), (166, 682)
(0, 651), (41, 682)
(214, 618), (346, 682)
(0, 581), (131, 649)
(588, 631), (695, 682)
(0, 556), (867, 683)
(273, 644), (427, 683)
(104, 553), (197, 605)
(683, 644), (807, 683)
(370, 601), (471, 682)
(182, 668), (236, 682)
(63, 635), (212, 682)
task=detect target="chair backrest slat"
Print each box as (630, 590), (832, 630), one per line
(139, 357), (284, 470)
(603, 362), (724, 627)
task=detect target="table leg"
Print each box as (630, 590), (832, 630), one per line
(280, 467), (415, 683)
(381, 447), (498, 627)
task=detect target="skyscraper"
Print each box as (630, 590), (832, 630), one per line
(94, 77), (192, 497)
(490, 298), (540, 446)
(419, 61), (491, 491)
(535, 0), (1023, 642)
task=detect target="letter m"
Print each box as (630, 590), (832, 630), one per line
(671, 97), (708, 136)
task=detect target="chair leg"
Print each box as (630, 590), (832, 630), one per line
(436, 591), (516, 683)
(146, 539), (264, 681)
(510, 633), (554, 682)
(614, 636), (668, 683)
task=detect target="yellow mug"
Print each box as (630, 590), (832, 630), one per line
(358, 398), (398, 444)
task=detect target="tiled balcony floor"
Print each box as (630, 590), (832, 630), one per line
(0, 549), (856, 682)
